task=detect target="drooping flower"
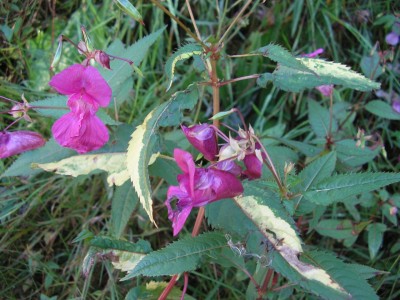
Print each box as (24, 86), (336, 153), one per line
(165, 149), (243, 236)
(49, 64), (112, 153)
(52, 112), (109, 154)
(0, 131), (46, 159)
(181, 124), (218, 161)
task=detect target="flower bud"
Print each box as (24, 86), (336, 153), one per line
(95, 51), (111, 70)
(182, 124), (218, 161)
(316, 84), (334, 97)
(0, 131), (46, 158)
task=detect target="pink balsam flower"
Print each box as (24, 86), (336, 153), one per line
(0, 131), (46, 159)
(49, 64), (112, 153)
(182, 124), (218, 161)
(165, 149), (243, 236)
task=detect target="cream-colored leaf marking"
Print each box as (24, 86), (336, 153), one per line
(111, 250), (146, 272)
(237, 195), (303, 253)
(35, 153), (129, 186)
(279, 246), (347, 293)
(127, 110), (155, 224)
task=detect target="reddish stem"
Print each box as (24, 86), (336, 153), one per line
(158, 275), (178, 300)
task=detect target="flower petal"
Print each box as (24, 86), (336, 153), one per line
(49, 64), (86, 95)
(52, 112), (109, 154)
(81, 66), (112, 107)
(174, 149), (196, 196)
(0, 131), (46, 158)
(243, 153), (263, 179)
(209, 168), (243, 201)
(182, 124), (218, 161)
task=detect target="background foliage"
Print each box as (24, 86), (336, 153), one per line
(1, 0), (399, 299)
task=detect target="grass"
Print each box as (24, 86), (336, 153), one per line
(1, 0), (399, 299)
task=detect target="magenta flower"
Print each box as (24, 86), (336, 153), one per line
(181, 124), (218, 161)
(303, 48), (324, 58)
(49, 64), (112, 153)
(392, 100), (400, 114)
(0, 131), (46, 159)
(166, 149), (243, 236)
(52, 112), (109, 154)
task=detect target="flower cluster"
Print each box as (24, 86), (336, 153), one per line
(166, 123), (266, 235)
(49, 64), (112, 153)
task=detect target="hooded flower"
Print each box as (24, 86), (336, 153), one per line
(0, 131), (46, 159)
(49, 64), (112, 153)
(182, 124), (218, 161)
(166, 149), (243, 236)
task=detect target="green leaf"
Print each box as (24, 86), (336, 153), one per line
(277, 137), (322, 157)
(126, 282), (196, 300)
(315, 219), (356, 240)
(360, 52), (383, 80)
(367, 223), (387, 259)
(336, 139), (381, 167)
(126, 85), (199, 224)
(258, 58), (380, 92)
(308, 99), (338, 138)
(1, 139), (75, 178)
(304, 172), (400, 205)
(90, 236), (151, 253)
(100, 27), (166, 105)
(33, 153), (129, 186)
(365, 100), (400, 120)
(111, 181), (139, 238)
(165, 43), (203, 90)
(346, 263), (387, 279)
(254, 43), (313, 73)
(122, 232), (227, 279)
(114, 0), (144, 25)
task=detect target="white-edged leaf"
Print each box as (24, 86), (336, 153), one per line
(33, 153), (129, 186)
(126, 85), (199, 224)
(165, 43), (203, 91)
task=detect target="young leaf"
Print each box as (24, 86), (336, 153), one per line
(367, 223), (387, 259)
(122, 232), (227, 279)
(111, 181), (139, 238)
(304, 172), (400, 205)
(254, 43), (313, 74)
(1, 139), (75, 178)
(165, 43), (203, 91)
(257, 58), (380, 92)
(126, 85), (199, 224)
(365, 100), (400, 120)
(33, 153), (129, 186)
(308, 99), (338, 138)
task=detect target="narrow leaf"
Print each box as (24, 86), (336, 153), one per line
(365, 100), (400, 120)
(114, 0), (144, 25)
(111, 181), (139, 238)
(367, 223), (387, 259)
(126, 85), (199, 224)
(122, 232), (226, 279)
(165, 43), (203, 90)
(33, 153), (129, 186)
(304, 172), (400, 205)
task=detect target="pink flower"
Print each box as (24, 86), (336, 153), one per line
(49, 64), (112, 153)
(0, 131), (45, 158)
(316, 84), (334, 97)
(52, 112), (109, 154)
(165, 149), (243, 236)
(49, 64), (112, 108)
(392, 100), (400, 113)
(182, 124), (218, 161)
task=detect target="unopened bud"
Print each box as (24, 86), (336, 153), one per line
(0, 131), (46, 158)
(95, 51), (111, 70)
(50, 36), (63, 71)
